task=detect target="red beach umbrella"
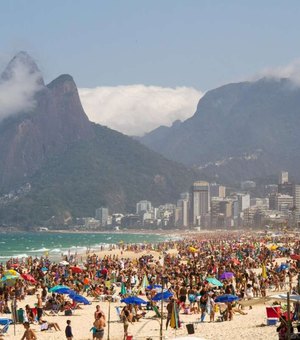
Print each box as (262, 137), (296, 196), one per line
(291, 254), (300, 261)
(21, 273), (37, 284)
(70, 266), (83, 274)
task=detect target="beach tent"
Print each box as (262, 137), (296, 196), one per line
(206, 277), (223, 287)
(152, 291), (173, 301)
(121, 296), (147, 305)
(215, 294), (239, 303)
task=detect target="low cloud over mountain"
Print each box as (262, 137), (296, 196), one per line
(79, 84), (202, 136)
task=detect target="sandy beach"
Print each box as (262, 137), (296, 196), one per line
(2, 246), (286, 340)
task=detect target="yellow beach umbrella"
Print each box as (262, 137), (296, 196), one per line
(189, 246), (198, 253)
(4, 269), (19, 276)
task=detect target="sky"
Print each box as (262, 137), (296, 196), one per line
(1, 1), (300, 135)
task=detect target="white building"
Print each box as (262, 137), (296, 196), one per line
(191, 181), (210, 226)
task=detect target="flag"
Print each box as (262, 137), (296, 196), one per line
(170, 301), (179, 329)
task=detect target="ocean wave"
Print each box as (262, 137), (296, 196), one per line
(28, 247), (50, 252)
(49, 248), (61, 253)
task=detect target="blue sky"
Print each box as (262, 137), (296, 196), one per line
(1, 1), (300, 134)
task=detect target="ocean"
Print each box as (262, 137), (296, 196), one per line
(0, 231), (170, 262)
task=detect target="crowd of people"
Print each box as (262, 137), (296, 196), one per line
(0, 230), (300, 339)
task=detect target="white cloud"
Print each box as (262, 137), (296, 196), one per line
(255, 59), (300, 85)
(0, 58), (42, 120)
(79, 85), (202, 136)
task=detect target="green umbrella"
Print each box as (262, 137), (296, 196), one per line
(121, 282), (127, 295)
(206, 277), (223, 287)
(0, 275), (21, 287)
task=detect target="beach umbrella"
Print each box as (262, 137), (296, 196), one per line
(21, 273), (37, 284)
(70, 266), (83, 274)
(291, 254), (300, 261)
(146, 284), (162, 292)
(0, 275), (21, 287)
(41, 267), (48, 272)
(121, 282), (127, 295)
(49, 285), (74, 294)
(68, 292), (90, 305)
(215, 294), (239, 303)
(152, 291), (173, 301)
(4, 269), (19, 276)
(269, 294), (300, 303)
(59, 260), (69, 266)
(121, 296), (147, 305)
(277, 264), (288, 272)
(219, 272), (234, 280)
(206, 277), (223, 287)
(189, 246), (198, 253)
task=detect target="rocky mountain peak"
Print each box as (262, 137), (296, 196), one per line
(1, 51), (44, 85)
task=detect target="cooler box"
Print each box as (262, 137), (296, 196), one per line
(266, 306), (281, 318)
(267, 318), (278, 326)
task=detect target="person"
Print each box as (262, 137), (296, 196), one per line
(93, 312), (106, 339)
(200, 293), (208, 322)
(65, 320), (73, 340)
(39, 319), (61, 331)
(166, 299), (174, 330)
(276, 315), (293, 340)
(36, 294), (43, 321)
(94, 305), (105, 320)
(21, 322), (37, 340)
(121, 305), (132, 340)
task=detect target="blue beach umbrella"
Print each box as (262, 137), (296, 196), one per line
(121, 296), (147, 305)
(152, 291), (173, 301)
(215, 294), (239, 303)
(49, 285), (71, 292)
(219, 272), (234, 280)
(68, 292), (90, 305)
(147, 284), (162, 290)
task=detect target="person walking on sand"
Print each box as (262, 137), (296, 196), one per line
(65, 320), (73, 340)
(21, 322), (37, 340)
(93, 312), (106, 339)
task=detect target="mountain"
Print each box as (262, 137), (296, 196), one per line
(0, 52), (197, 226)
(139, 77), (300, 184)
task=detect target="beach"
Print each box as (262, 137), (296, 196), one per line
(1, 231), (298, 340)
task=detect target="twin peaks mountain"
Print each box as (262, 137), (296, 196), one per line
(140, 77), (300, 184)
(0, 52), (195, 225)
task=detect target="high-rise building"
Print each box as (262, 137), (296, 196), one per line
(176, 198), (189, 227)
(293, 184), (300, 223)
(210, 183), (226, 198)
(136, 200), (152, 215)
(237, 193), (250, 212)
(279, 171), (289, 185)
(95, 207), (109, 226)
(274, 194), (294, 213)
(191, 181), (210, 226)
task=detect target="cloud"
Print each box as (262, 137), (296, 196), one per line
(79, 85), (202, 136)
(0, 57), (42, 120)
(255, 59), (300, 85)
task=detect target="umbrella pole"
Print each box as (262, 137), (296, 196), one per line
(160, 278), (164, 340)
(287, 292), (291, 340)
(107, 296), (111, 340)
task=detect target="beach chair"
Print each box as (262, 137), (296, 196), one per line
(0, 323), (9, 335)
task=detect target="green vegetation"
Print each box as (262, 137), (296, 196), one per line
(0, 123), (197, 225)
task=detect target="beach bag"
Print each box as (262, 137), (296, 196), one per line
(65, 310), (72, 316)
